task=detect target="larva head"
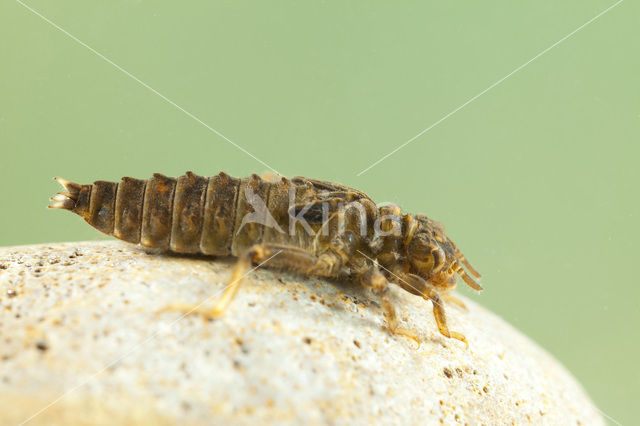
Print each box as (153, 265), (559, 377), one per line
(405, 214), (482, 291)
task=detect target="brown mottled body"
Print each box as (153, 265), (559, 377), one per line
(50, 171), (482, 346)
(52, 172), (377, 258)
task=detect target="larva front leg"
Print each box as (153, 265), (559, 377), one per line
(396, 273), (468, 347)
(359, 265), (420, 346)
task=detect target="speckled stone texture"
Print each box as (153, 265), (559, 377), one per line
(0, 242), (603, 425)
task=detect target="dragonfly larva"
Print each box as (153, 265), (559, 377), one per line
(50, 171), (482, 346)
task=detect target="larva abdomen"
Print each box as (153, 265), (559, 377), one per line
(114, 177), (146, 243)
(50, 171), (341, 256)
(170, 172), (208, 253)
(200, 172), (240, 255)
(140, 173), (177, 249)
(50, 171), (243, 255)
(88, 181), (118, 235)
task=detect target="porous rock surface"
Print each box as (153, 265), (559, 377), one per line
(0, 242), (603, 425)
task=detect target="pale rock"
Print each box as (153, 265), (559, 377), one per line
(0, 242), (604, 425)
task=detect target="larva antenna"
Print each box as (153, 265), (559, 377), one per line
(455, 263), (483, 291)
(448, 238), (482, 278)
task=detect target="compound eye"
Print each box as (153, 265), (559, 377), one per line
(408, 234), (446, 274)
(408, 234), (431, 258)
(430, 244), (446, 274)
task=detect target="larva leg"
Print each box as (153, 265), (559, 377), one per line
(396, 273), (468, 347)
(307, 206), (366, 277)
(307, 231), (358, 277)
(159, 244), (319, 319)
(307, 250), (343, 277)
(359, 266), (420, 346)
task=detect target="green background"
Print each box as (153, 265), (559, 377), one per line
(1, 1), (637, 423)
